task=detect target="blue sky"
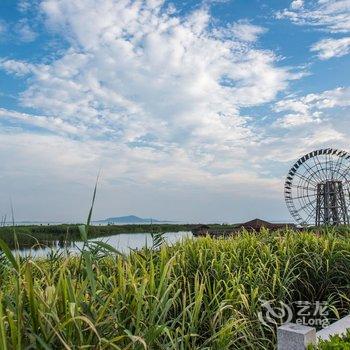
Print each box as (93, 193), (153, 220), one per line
(0, 0), (349, 223)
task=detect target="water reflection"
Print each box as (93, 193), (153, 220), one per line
(14, 231), (193, 258)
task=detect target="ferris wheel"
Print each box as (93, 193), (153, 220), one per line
(284, 148), (350, 226)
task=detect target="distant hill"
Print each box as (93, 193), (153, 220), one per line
(95, 215), (162, 224)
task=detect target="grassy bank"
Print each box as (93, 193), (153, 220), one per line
(0, 224), (236, 248)
(0, 229), (350, 349)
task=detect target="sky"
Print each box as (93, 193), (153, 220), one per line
(0, 0), (349, 223)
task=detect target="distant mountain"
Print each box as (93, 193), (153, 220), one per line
(95, 215), (162, 224)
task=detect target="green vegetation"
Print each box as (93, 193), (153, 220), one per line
(0, 223), (237, 248)
(0, 229), (350, 349)
(311, 330), (350, 349)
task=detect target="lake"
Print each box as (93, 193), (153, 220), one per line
(14, 231), (193, 258)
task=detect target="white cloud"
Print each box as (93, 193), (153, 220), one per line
(273, 87), (350, 127)
(0, 129), (280, 196)
(15, 19), (37, 42)
(0, 58), (37, 76)
(291, 0), (304, 10)
(0, 129), (289, 222)
(311, 36), (350, 59)
(0, 0), (320, 221)
(258, 124), (346, 164)
(217, 20), (266, 42)
(276, 87), (350, 111)
(277, 0), (350, 33)
(0, 108), (82, 135)
(18, 0), (33, 12)
(273, 112), (322, 128)
(278, 0), (350, 60)
(0, 0), (296, 175)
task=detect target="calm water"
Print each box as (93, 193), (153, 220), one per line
(14, 231), (193, 258)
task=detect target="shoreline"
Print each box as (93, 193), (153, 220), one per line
(0, 223), (237, 248)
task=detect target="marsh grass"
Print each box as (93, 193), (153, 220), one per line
(0, 228), (349, 349)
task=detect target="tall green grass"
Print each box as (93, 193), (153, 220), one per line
(0, 229), (350, 349)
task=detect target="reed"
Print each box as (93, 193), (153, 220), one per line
(0, 229), (350, 349)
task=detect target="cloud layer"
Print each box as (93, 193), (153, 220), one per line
(273, 87), (350, 127)
(278, 0), (350, 33)
(278, 0), (350, 59)
(0, 0), (350, 221)
(311, 36), (350, 59)
(0, 0), (295, 192)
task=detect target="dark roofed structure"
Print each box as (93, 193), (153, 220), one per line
(191, 219), (296, 238)
(237, 218), (296, 231)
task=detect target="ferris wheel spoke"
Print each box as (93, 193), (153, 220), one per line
(313, 155), (328, 182)
(292, 193), (318, 200)
(301, 160), (324, 184)
(293, 172), (318, 187)
(333, 152), (346, 176)
(328, 155), (334, 179)
(304, 211), (316, 224)
(339, 164), (350, 179)
(323, 153), (330, 179)
(297, 197), (318, 214)
(298, 196), (316, 213)
(298, 203), (315, 217)
(327, 154), (335, 180)
(288, 184), (317, 192)
(330, 160), (338, 180)
(295, 191), (316, 203)
(300, 159), (320, 182)
(332, 153), (344, 178)
(338, 164), (350, 177)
